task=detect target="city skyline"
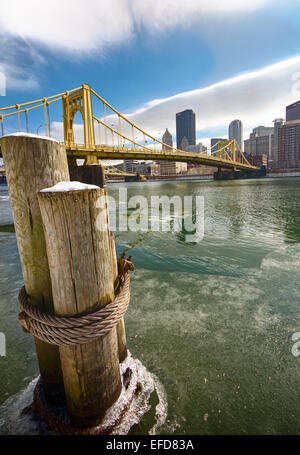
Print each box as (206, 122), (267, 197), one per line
(137, 92), (300, 170)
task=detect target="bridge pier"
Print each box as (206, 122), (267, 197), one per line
(83, 155), (98, 165)
(215, 168), (222, 180)
(214, 167), (267, 180)
(69, 164), (106, 187)
(67, 156), (77, 167)
(125, 173), (145, 182)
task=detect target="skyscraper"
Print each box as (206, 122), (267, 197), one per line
(210, 138), (223, 153)
(244, 125), (274, 159)
(252, 126), (274, 137)
(124, 160), (139, 173)
(274, 100), (300, 168)
(286, 100), (300, 122)
(180, 136), (189, 152)
(229, 119), (243, 151)
(273, 118), (284, 164)
(161, 128), (187, 175)
(162, 128), (173, 151)
(176, 109), (196, 150)
(277, 121), (300, 168)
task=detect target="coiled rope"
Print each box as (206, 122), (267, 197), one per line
(18, 274), (130, 346)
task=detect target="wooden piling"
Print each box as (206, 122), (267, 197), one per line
(109, 233), (128, 362)
(0, 135), (70, 400)
(116, 318), (128, 362)
(68, 163), (128, 362)
(38, 187), (122, 427)
(69, 164), (106, 188)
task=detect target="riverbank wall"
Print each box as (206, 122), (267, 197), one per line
(267, 169), (300, 178)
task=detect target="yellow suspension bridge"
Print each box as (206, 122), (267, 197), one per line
(0, 84), (259, 176)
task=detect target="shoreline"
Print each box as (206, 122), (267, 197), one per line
(2, 171), (300, 188)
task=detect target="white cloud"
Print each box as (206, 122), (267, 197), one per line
(124, 55), (300, 138)
(0, 62), (39, 91)
(0, 0), (270, 52)
(131, 0), (270, 30)
(50, 55), (300, 146)
(0, 70), (5, 96)
(0, 35), (41, 91)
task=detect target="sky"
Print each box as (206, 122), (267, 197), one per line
(1, 0), (300, 147)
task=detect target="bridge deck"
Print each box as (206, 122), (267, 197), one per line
(66, 145), (260, 172)
(0, 142), (260, 172)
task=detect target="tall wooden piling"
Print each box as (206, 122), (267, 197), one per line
(68, 163), (128, 362)
(0, 135), (70, 399)
(38, 186), (122, 427)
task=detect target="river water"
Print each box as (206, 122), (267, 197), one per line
(0, 178), (300, 435)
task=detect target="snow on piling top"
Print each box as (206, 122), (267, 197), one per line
(40, 181), (100, 193)
(2, 132), (59, 143)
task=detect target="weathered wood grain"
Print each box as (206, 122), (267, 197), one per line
(0, 135), (70, 399)
(38, 188), (122, 427)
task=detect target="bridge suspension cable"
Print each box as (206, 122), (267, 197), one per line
(0, 83), (256, 171)
(89, 88), (252, 167)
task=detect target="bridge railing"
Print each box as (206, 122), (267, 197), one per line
(0, 87), (81, 137)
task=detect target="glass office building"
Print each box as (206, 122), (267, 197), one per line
(176, 109), (196, 150)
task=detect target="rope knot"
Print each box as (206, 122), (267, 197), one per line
(18, 273), (131, 346)
(118, 253), (134, 287)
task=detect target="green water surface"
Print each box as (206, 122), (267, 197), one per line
(1, 178), (300, 434)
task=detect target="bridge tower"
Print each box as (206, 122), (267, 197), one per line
(218, 140), (237, 163)
(62, 84), (97, 164)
